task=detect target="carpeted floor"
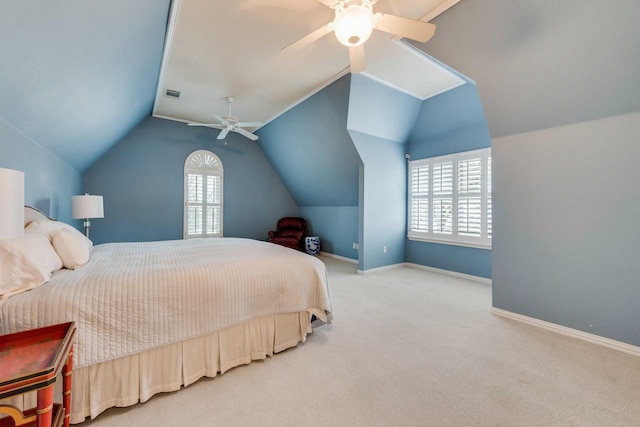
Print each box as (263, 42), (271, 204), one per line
(82, 256), (640, 426)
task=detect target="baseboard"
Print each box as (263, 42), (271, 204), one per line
(357, 262), (405, 275)
(318, 251), (357, 264)
(405, 263), (492, 285)
(491, 307), (640, 358)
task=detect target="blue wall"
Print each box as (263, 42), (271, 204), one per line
(0, 117), (81, 223)
(82, 116), (298, 244)
(347, 75), (421, 271)
(299, 206), (358, 259)
(0, 0), (170, 172)
(407, 82), (492, 278)
(257, 75), (361, 260)
(350, 131), (407, 271)
(493, 112), (640, 346)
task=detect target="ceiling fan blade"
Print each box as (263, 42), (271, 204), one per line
(217, 128), (231, 140)
(235, 121), (263, 128)
(349, 45), (366, 74)
(234, 127), (259, 141)
(374, 13), (436, 43)
(211, 114), (228, 125)
(188, 123), (225, 129)
(281, 23), (333, 53)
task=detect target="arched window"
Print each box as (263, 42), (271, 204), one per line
(184, 150), (223, 238)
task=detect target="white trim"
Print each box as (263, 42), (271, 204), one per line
(405, 263), (492, 284)
(408, 148), (491, 247)
(357, 262), (405, 275)
(152, 0), (182, 116)
(183, 150), (224, 239)
(491, 308), (640, 358)
(407, 235), (491, 250)
(327, 255), (492, 283)
(319, 251), (357, 264)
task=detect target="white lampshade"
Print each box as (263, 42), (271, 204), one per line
(0, 168), (25, 239)
(72, 194), (104, 219)
(333, 4), (374, 47)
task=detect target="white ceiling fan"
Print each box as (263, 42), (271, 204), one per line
(187, 97), (263, 141)
(282, 0), (436, 74)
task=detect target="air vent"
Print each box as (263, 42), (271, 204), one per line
(165, 89), (181, 98)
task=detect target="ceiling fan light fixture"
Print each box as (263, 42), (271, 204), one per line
(333, 4), (374, 47)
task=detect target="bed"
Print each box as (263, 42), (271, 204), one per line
(0, 207), (332, 424)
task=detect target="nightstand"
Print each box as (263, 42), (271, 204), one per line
(0, 322), (76, 427)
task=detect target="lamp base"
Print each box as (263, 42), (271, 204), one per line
(83, 219), (91, 238)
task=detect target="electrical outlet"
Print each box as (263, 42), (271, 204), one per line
(353, 243), (359, 250)
(383, 246), (387, 253)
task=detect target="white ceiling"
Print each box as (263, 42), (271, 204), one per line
(152, 0), (465, 130)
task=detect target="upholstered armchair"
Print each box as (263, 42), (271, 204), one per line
(268, 217), (306, 251)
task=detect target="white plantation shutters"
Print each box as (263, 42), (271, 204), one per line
(457, 156), (482, 237)
(184, 150), (223, 238)
(432, 161), (453, 235)
(408, 148), (491, 248)
(409, 164), (429, 232)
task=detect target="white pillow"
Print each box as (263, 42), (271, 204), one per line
(0, 233), (63, 300)
(26, 220), (93, 250)
(52, 228), (91, 270)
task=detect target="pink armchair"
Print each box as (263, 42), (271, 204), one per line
(268, 217), (306, 251)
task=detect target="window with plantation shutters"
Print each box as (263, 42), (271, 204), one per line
(409, 164), (429, 232)
(408, 148), (491, 248)
(184, 150), (223, 238)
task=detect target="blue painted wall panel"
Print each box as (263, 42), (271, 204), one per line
(0, 118), (81, 224)
(349, 130), (407, 271)
(347, 75), (422, 143)
(346, 76), (420, 271)
(407, 241), (492, 279)
(82, 117), (298, 244)
(257, 75), (360, 207)
(0, 0), (170, 172)
(299, 206), (358, 260)
(406, 82), (492, 279)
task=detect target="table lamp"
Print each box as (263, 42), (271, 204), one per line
(71, 194), (104, 238)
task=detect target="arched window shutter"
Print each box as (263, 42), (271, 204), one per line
(184, 150), (223, 238)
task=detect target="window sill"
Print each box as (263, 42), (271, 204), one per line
(407, 235), (491, 250)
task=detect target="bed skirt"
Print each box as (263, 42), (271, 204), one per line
(2, 311), (312, 424)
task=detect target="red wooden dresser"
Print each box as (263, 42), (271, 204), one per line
(0, 322), (76, 427)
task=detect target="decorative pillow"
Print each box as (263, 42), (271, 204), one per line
(25, 220), (93, 251)
(0, 232), (63, 300)
(52, 228), (91, 270)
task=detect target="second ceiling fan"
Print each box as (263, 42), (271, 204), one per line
(282, 0), (436, 73)
(187, 97), (262, 141)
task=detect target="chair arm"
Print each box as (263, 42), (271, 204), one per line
(268, 231), (277, 238)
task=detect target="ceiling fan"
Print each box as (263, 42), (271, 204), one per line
(282, 0), (436, 74)
(187, 97), (263, 141)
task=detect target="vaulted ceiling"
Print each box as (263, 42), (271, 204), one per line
(152, 0), (464, 130)
(2, 0), (639, 173)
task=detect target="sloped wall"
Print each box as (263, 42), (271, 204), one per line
(257, 75), (361, 259)
(0, 117), (81, 223)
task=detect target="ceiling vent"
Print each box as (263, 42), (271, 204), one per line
(165, 89), (181, 99)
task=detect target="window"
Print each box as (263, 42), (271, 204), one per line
(408, 148), (491, 248)
(184, 150), (223, 238)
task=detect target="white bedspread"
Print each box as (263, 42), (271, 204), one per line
(0, 238), (332, 368)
